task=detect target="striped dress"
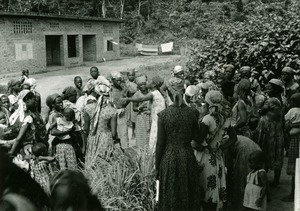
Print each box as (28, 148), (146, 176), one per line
(133, 91), (151, 149)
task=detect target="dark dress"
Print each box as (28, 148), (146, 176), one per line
(156, 105), (201, 211)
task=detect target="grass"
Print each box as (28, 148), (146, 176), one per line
(81, 147), (156, 211)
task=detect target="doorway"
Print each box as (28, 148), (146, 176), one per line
(82, 35), (96, 62)
(45, 35), (63, 66)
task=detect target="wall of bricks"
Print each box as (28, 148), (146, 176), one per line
(0, 15), (121, 75)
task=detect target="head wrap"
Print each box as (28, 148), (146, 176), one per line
(151, 75), (164, 88)
(240, 66), (251, 73)
(201, 81), (216, 90)
(18, 90), (31, 100)
(291, 93), (300, 107)
(263, 97), (281, 111)
(9, 90), (32, 125)
(62, 86), (77, 100)
(127, 82), (138, 94)
(238, 79), (251, 92)
(110, 71), (122, 79)
(167, 78), (185, 106)
(24, 78), (37, 90)
(205, 90), (223, 115)
(173, 65), (183, 74)
(95, 76), (111, 96)
(269, 78), (284, 88)
(46, 93), (60, 108)
(135, 75), (147, 85)
(282, 66), (294, 74)
(185, 85), (199, 97)
(223, 64), (234, 72)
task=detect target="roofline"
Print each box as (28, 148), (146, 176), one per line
(0, 11), (124, 23)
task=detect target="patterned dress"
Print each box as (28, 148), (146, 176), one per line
(195, 114), (231, 208)
(157, 105), (201, 210)
(133, 90), (151, 148)
(30, 160), (52, 194)
(149, 90), (166, 152)
(85, 101), (117, 167)
(257, 115), (284, 171)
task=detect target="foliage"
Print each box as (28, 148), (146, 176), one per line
(81, 147), (156, 211)
(186, 0), (300, 80)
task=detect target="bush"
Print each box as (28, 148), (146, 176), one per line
(185, 0), (300, 80)
(120, 44), (139, 57)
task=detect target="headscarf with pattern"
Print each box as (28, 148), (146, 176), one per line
(166, 78), (185, 107)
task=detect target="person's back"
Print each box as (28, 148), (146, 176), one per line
(160, 105), (198, 146)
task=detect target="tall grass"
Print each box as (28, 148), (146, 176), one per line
(81, 147), (156, 211)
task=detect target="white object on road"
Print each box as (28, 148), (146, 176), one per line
(161, 42), (173, 53)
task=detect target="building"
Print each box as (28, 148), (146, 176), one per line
(0, 12), (123, 74)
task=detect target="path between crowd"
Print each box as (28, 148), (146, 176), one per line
(0, 55), (294, 210)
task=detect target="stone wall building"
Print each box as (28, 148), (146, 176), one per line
(0, 12), (122, 74)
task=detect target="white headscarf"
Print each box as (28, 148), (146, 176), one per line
(9, 90), (31, 125)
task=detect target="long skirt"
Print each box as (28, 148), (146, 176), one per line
(135, 113), (151, 149)
(195, 148), (227, 208)
(85, 131), (114, 168)
(287, 134), (300, 175)
(159, 145), (201, 210)
(56, 143), (77, 170)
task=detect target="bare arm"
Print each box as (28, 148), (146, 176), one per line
(51, 127), (71, 136)
(235, 101), (247, 129)
(110, 113), (118, 139)
(9, 124), (29, 155)
(83, 112), (90, 136)
(127, 92), (153, 103)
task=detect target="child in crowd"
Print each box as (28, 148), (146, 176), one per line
(20, 69), (30, 84)
(0, 94), (10, 111)
(52, 108), (77, 170)
(30, 143), (56, 194)
(74, 76), (84, 100)
(243, 150), (268, 211)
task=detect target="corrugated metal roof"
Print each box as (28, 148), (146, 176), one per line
(0, 11), (124, 23)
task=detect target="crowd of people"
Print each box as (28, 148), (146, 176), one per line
(0, 64), (299, 211)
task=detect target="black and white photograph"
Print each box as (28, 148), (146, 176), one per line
(0, 0), (299, 210)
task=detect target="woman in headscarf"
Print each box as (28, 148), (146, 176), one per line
(62, 86), (85, 164)
(194, 90), (237, 210)
(257, 97), (284, 187)
(84, 76), (118, 168)
(127, 75), (151, 148)
(155, 77), (201, 211)
(124, 75), (166, 152)
(7, 79), (22, 113)
(231, 79), (252, 138)
(6, 90), (36, 156)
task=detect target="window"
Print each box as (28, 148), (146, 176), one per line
(67, 35), (79, 58)
(107, 40), (113, 51)
(14, 21), (32, 34)
(15, 43), (33, 61)
(50, 22), (59, 28)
